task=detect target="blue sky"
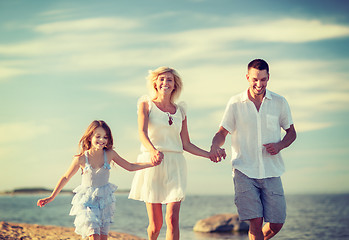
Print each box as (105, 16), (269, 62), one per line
(0, 0), (348, 195)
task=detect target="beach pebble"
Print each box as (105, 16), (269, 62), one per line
(193, 213), (249, 233)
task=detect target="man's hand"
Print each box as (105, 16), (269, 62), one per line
(263, 143), (282, 155)
(209, 145), (226, 163)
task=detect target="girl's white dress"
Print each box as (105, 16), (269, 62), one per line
(69, 150), (117, 239)
(129, 96), (187, 204)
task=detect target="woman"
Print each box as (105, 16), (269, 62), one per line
(129, 67), (210, 240)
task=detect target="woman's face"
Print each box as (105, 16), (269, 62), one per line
(154, 72), (175, 96)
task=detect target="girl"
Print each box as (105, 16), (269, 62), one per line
(37, 120), (159, 240)
(128, 67), (211, 240)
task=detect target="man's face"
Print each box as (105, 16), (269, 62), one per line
(246, 68), (269, 97)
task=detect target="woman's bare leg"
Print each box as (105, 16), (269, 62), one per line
(146, 203), (163, 240)
(165, 202), (181, 240)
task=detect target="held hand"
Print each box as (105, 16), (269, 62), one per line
(152, 152), (163, 166)
(151, 150), (163, 166)
(209, 145), (226, 163)
(156, 151), (164, 165)
(37, 196), (54, 208)
(263, 143), (282, 155)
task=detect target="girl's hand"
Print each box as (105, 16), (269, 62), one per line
(151, 150), (163, 166)
(37, 196), (54, 207)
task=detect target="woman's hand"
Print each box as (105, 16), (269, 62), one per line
(209, 145), (226, 163)
(151, 150), (164, 166)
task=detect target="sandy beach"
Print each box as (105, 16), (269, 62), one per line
(0, 221), (145, 240)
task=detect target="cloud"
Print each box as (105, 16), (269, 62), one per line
(0, 66), (26, 80)
(1, 16), (348, 59)
(254, 18), (349, 43)
(0, 122), (50, 143)
(34, 17), (141, 33)
(1, 15), (348, 135)
(179, 64), (247, 107)
(39, 8), (76, 17)
(295, 121), (333, 133)
(168, 18), (349, 49)
(0, 60), (37, 80)
(0, 33), (128, 56)
(92, 80), (145, 98)
(92, 63), (247, 106)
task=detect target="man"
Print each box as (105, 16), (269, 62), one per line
(210, 59), (296, 240)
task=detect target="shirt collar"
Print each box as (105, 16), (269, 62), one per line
(242, 89), (249, 102)
(265, 89), (272, 100)
(242, 89), (272, 102)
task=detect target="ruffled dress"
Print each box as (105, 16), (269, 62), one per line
(69, 150), (117, 239)
(129, 96), (187, 204)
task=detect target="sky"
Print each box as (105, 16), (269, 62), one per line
(0, 0), (348, 195)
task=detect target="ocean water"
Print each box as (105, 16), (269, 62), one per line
(0, 193), (348, 240)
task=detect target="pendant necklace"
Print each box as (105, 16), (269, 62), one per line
(166, 112), (173, 125)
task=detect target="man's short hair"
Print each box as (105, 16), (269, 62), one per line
(248, 59), (269, 74)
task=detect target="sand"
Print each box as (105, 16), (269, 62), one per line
(0, 221), (145, 240)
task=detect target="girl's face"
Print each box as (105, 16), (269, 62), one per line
(90, 127), (108, 150)
(155, 72), (175, 96)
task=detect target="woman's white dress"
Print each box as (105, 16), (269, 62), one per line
(129, 96), (187, 204)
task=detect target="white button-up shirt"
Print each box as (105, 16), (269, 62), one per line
(220, 89), (293, 179)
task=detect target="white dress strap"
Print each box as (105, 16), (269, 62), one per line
(103, 150), (111, 170)
(177, 101), (187, 120)
(84, 151), (89, 164)
(83, 151), (91, 173)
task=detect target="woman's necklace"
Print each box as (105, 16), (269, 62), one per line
(166, 112), (173, 125)
(153, 100), (175, 126)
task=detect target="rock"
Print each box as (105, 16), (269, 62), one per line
(193, 213), (249, 233)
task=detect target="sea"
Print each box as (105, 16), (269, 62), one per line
(0, 193), (348, 240)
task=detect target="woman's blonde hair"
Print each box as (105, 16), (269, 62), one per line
(147, 66), (183, 103)
(77, 120), (114, 156)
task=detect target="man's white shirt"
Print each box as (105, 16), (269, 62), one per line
(220, 89), (293, 179)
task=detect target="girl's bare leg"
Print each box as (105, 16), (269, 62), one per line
(89, 234), (100, 240)
(100, 234), (108, 240)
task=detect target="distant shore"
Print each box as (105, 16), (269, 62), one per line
(0, 187), (72, 196)
(0, 221), (144, 240)
(0, 187), (130, 195)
